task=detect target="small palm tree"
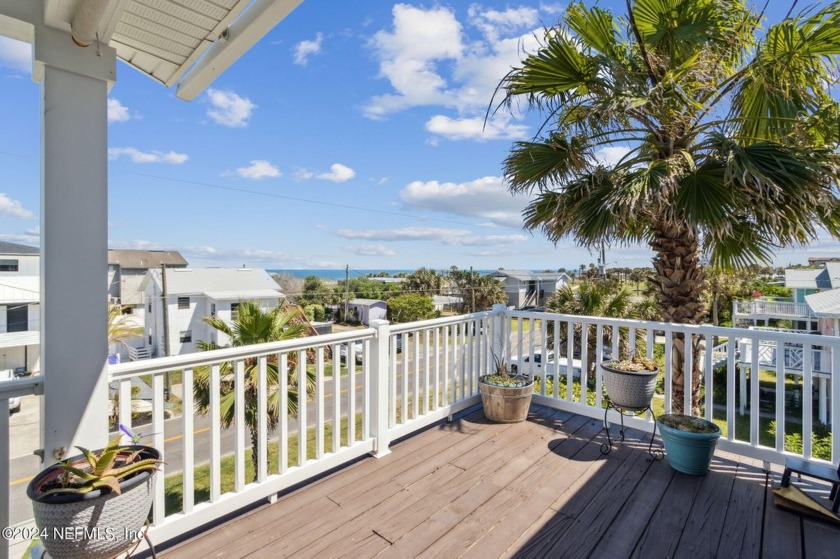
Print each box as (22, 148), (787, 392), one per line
(193, 301), (311, 479)
(499, 1), (840, 413)
(547, 280), (637, 381)
(107, 304), (143, 348)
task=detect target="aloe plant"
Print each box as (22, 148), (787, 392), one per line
(39, 437), (162, 497)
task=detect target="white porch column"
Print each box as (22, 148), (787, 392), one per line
(35, 26), (116, 462)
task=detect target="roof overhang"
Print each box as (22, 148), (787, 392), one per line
(0, 0), (303, 99)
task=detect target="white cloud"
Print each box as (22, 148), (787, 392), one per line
(317, 163), (356, 183)
(294, 168), (316, 180)
(400, 176), (528, 228)
(363, 3), (547, 140)
(108, 147), (188, 164)
(107, 99), (134, 123)
(335, 227), (470, 242)
(345, 244), (396, 257)
(293, 32), (324, 65)
(595, 146), (633, 167)
(236, 160), (281, 180)
(425, 114), (528, 141)
(0, 193), (34, 219)
(445, 234), (527, 246)
(0, 37), (31, 72)
(206, 89), (256, 127)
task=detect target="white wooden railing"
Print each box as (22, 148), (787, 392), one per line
(5, 308), (839, 557)
(733, 299), (815, 318)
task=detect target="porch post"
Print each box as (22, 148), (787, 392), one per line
(369, 319), (391, 458)
(35, 26), (116, 462)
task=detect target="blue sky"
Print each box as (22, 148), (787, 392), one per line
(0, 1), (833, 271)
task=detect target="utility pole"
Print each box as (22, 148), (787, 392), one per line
(598, 241), (606, 278)
(160, 264), (171, 400)
(470, 266), (475, 313)
(344, 264), (349, 322)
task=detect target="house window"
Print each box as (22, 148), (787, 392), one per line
(180, 330), (192, 343)
(211, 303), (216, 316)
(0, 259), (18, 272)
(230, 302), (240, 319)
(178, 297), (190, 309)
(6, 305), (27, 332)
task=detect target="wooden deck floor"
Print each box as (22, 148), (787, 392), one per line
(159, 406), (840, 559)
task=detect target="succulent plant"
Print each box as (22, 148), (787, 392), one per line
(38, 437), (162, 498)
(606, 355), (657, 372)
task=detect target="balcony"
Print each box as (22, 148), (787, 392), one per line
(3, 309), (840, 558)
(733, 299), (816, 321)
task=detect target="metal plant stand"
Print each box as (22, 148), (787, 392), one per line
(599, 399), (664, 460)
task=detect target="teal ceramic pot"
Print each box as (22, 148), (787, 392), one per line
(657, 414), (721, 475)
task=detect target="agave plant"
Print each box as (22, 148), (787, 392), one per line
(37, 437), (162, 498)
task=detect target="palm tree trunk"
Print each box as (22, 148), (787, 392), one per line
(250, 428), (260, 482)
(650, 221), (706, 415)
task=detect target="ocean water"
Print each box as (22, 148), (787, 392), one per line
(268, 269), (415, 280)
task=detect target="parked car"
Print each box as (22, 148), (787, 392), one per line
(339, 341), (364, 363)
(509, 351), (581, 380)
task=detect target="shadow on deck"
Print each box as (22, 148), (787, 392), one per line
(157, 405), (840, 558)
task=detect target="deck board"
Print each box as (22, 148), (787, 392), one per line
(159, 407), (840, 559)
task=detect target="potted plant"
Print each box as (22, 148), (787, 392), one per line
(601, 355), (659, 410)
(26, 436), (162, 559)
(656, 414), (721, 475)
(479, 352), (534, 423)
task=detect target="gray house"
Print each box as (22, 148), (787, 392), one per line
(349, 299), (387, 325)
(488, 270), (572, 308)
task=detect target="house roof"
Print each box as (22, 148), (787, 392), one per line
(0, 241), (38, 255)
(0, 276), (40, 304)
(349, 299), (386, 306)
(805, 289), (840, 317)
(488, 270), (571, 282)
(108, 249), (188, 269)
(141, 268), (283, 299)
(784, 268), (832, 290)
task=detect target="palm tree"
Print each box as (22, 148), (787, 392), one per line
(193, 301), (310, 479)
(499, 0), (840, 413)
(547, 280), (637, 381)
(107, 304), (143, 347)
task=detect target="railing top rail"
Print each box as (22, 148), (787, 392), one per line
(506, 309), (840, 346)
(388, 310), (494, 334)
(0, 376), (42, 398)
(109, 328), (376, 379)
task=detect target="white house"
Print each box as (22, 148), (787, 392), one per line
(487, 270), (572, 309)
(108, 249), (188, 311)
(349, 299), (387, 325)
(0, 242), (40, 373)
(141, 268), (284, 356)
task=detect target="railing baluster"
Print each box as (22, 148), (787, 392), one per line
(646, 330), (654, 361)
(234, 360), (245, 490)
(279, 354), (288, 474)
(210, 364), (221, 499)
(298, 350), (307, 466)
(389, 336), (397, 427)
(348, 344), (356, 444)
(454, 323), (462, 401)
(434, 326), (440, 409)
(581, 322), (589, 405)
(182, 368), (195, 512)
(315, 348), (324, 460)
(363, 338), (371, 441)
(611, 325), (619, 360)
(257, 356), (268, 482)
(628, 327), (636, 357)
(726, 338), (735, 442)
(750, 337), (760, 446)
(704, 334), (713, 422)
(443, 325), (450, 405)
(550, 319), (558, 398)
(775, 340), (785, 453)
(684, 333), (693, 415)
(566, 321), (574, 401)
(832, 346), (840, 464)
(0, 390), (7, 559)
(595, 324), (604, 409)
(118, 378), (131, 431)
(401, 332), (408, 422)
(424, 329), (431, 413)
(664, 332), (673, 414)
(333, 344), (340, 452)
(152, 373), (165, 524)
(413, 331), (420, 418)
(802, 345), (813, 459)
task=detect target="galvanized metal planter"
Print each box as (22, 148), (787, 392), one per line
(27, 445), (160, 559)
(479, 376), (534, 423)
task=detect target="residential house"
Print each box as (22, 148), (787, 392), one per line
(487, 270), (572, 308)
(107, 249), (188, 313)
(141, 268), (284, 356)
(0, 242), (40, 373)
(349, 299), (387, 325)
